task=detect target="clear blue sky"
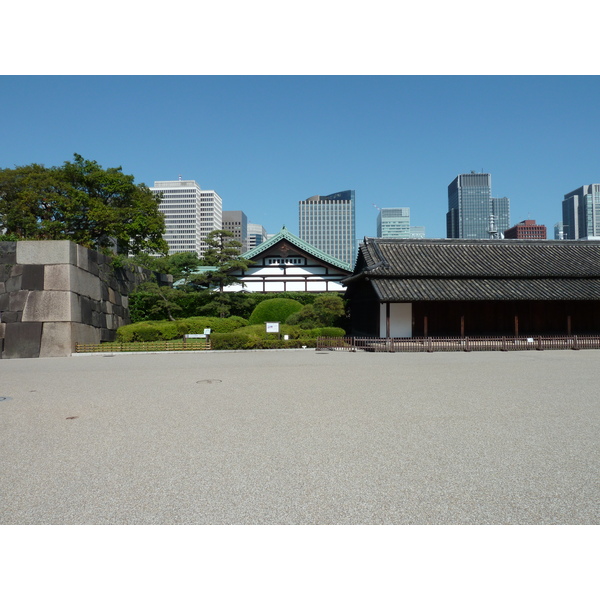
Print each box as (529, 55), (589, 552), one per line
(1, 75), (599, 241)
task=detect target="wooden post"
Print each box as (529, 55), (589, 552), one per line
(460, 315), (465, 338)
(514, 314), (519, 338)
(424, 315), (428, 338)
(567, 315), (572, 336)
(386, 303), (391, 339)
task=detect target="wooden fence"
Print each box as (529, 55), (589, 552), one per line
(315, 335), (600, 353)
(75, 339), (211, 353)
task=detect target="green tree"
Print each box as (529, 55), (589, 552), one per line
(187, 230), (254, 318)
(286, 294), (346, 329)
(135, 280), (186, 321)
(0, 154), (168, 255)
(123, 251), (202, 285)
(191, 230), (253, 292)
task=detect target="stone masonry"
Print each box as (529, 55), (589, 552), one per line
(0, 241), (163, 359)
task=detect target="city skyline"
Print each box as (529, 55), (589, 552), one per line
(1, 76), (599, 243)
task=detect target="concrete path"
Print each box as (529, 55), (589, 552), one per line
(1, 349), (599, 524)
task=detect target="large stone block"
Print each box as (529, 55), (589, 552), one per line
(0, 242), (17, 264)
(21, 264), (45, 290)
(40, 322), (75, 357)
(2, 322), (42, 359)
(0, 265), (10, 284)
(43, 264), (71, 291)
(8, 290), (29, 311)
(44, 264), (102, 300)
(1, 311), (20, 323)
(4, 273), (22, 293)
(72, 322), (101, 345)
(22, 291), (79, 322)
(79, 295), (94, 325)
(17, 240), (77, 265)
(76, 245), (90, 273)
(100, 327), (115, 342)
(0, 322), (5, 338)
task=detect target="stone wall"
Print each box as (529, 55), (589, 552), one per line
(0, 241), (163, 359)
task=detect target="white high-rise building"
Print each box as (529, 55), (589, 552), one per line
(377, 207), (426, 239)
(298, 190), (356, 267)
(150, 179), (222, 257)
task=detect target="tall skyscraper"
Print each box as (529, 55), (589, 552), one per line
(562, 184), (600, 239)
(150, 179), (222, 256)
(222, 210), (248, 252)
(491, 197), (510, 235)
(377, 207), (426, 238)
(246, 223), (268, 251)
(377, 207), (410, 237)
(298, 190), (356, 267)
(446, 172), (510, 239)
(554, 222), (564, 240)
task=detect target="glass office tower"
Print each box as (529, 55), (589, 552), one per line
(376, 207), (426, 238)
(446, 173), (509, 239)
(562, 184), (600, 239)
(377, 208), (411, 237)
(298, 190), (356, 267)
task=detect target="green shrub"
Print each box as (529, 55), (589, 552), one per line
(303, 327), (346, 338)
(248, 298), (303, 325)
(116, 315), (249, 342)
(234, 323), (303, 339)
(210, 333), (317, 350)
(127, 289), (344, 322)
(210, 332), (257, 350)
(185, 316), (249, 333)
(285, 294), (346, 329)
(128, 323), (161, 342)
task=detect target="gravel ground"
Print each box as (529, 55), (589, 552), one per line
(1, 348), (599, 524)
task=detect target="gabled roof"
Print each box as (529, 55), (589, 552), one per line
(243, 226), (352, 272)
(345, 238), (600, 302)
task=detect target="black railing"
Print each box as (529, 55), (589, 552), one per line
(316, 335), (600, 353)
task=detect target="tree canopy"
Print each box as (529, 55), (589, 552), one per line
(0, 154), (168, 255)
(191, 229), (254, 292)
(120, 251), (203, 285)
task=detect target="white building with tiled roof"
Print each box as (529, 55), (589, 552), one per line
(223, 226), (352, 293)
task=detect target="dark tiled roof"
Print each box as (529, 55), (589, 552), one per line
(372, 278), (600, 302)
(347, 238), (600, 301)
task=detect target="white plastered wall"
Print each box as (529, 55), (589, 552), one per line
(379, 303), (412, 337)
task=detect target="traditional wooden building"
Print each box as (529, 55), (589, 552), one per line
(222, 226), (353, 293)
(343, 238), (600, 337)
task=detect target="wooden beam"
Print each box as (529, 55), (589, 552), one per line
(386, 303), (391, 338)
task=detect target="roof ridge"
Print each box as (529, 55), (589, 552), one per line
(243, 226), (352, 271)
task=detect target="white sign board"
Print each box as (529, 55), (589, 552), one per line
(265, 322), (280, 333)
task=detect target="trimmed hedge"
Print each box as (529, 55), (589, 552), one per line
(248, 298), (303, 325)
(211, 333), (317, 350)
(116, 316), (249, 342)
